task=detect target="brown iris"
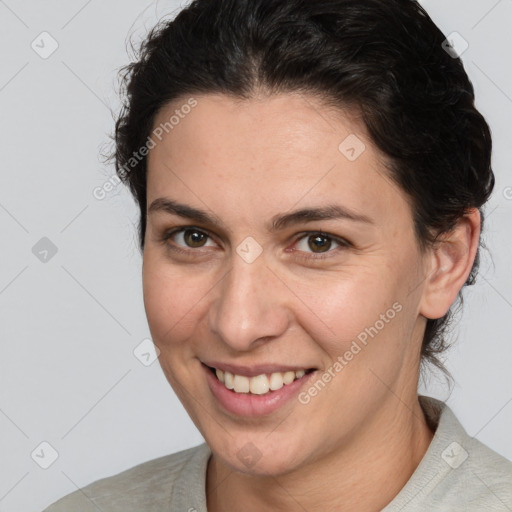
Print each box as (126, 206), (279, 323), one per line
(307, 234), (332, 253)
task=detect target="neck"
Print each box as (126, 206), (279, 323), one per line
(206, 396), (434, 512)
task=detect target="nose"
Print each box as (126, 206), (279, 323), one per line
(208, 250), (291, 352)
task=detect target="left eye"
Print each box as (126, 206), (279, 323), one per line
(293, 232), (348, 257)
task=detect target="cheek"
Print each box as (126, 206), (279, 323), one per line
(320, 273), (422, 407)
(287, 265), (406, 358)
(142, 242), (420, 364)
(142, 252), (212, 349)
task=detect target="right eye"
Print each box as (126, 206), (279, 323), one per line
(160, 227), (218, 254)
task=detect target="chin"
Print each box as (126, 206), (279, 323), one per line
(207, 431), (311, 477)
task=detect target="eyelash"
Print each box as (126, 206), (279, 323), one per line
(159, 226), (351, 261)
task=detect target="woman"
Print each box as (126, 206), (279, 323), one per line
(44, 0), (512, 510)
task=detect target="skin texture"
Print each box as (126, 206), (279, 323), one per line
(142, 92), (481, 511)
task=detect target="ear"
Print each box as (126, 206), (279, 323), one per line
(419, 208), (481, 320)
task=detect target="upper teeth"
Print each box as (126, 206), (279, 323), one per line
(215, 368), (307, 395)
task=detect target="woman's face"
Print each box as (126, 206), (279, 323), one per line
(143, 92), (430, 475)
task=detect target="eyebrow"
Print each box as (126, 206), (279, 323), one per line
(148, 197), (373, 233)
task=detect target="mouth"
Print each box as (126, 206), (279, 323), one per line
(205, 364), (316, 396)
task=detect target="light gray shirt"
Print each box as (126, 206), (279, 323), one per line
(43, 396), (512, 511)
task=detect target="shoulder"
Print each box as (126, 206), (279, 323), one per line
(425, 435), (512, 510)
(386, 396), (512, 511)
(42, 443), (210, 512)
(448, 434), (512, 505)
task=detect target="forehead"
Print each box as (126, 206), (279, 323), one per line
(146, 93), (408, 227)
(150, 92), (369, 165)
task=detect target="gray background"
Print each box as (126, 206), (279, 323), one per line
(0, 1), (510, 510)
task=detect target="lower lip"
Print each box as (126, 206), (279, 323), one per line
(203, 363), (316, 417)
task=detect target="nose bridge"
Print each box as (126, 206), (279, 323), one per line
(209, 251), (288, 350)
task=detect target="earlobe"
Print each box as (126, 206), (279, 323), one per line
(419, 209), (481, 320)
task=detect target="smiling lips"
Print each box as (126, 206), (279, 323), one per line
(203, 362), (317, 416)
(211, 367), (311, 395)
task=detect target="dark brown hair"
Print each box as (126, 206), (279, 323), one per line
(108, 0), (494, 374)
